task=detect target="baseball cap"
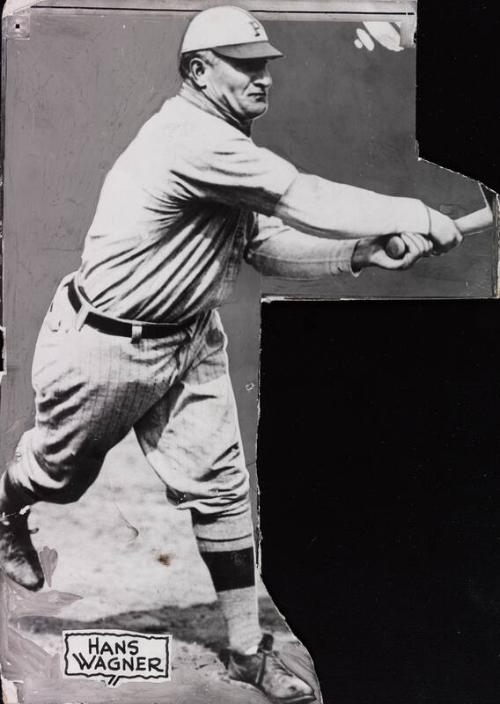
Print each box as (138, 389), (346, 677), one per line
(180, 5), (283, 60)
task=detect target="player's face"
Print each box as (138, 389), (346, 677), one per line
(207, 55), (273, 121)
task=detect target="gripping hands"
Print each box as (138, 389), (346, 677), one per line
(352, 232), (434, 272)
(385, 208), (463, 261)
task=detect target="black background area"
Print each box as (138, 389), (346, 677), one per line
(416, 1), (500, 194)
(259, 301), (500, 704)
(259, 5), (500, 703)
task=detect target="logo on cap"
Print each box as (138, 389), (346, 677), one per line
(249, 20), (262, 37)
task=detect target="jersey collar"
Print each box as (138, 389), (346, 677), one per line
(179, 82), (252, 136)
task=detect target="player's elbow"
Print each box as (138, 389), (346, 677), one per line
(274, 174), (340, 237)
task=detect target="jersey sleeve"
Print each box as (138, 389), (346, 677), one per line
(173, 130), (298, 216)
(244, 213), (359, 278)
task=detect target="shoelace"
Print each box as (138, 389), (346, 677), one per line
(256, 648), (295, 687)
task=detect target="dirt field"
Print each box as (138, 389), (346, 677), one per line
(9, 431), (317, 699)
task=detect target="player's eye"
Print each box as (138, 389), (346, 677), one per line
(248, 59), (268, 72)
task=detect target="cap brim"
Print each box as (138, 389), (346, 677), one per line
(213, 41), (283, 60)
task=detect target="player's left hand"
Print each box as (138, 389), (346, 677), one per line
(352, 232), (433, 272)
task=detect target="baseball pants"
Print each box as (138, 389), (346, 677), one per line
(6, 278), (253, 547)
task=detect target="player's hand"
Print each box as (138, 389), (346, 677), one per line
(427, 208), (463, 253)
(352, 232), (433, 272)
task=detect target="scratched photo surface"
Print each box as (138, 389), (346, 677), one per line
(0, 2), (497, 703)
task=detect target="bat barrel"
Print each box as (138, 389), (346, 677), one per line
(385, 203), (495, 259)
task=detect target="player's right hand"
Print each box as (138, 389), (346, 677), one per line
(352, 232), (433, 272)
(427, 208), (463, 253)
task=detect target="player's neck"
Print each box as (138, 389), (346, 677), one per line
(179, 82), (252, 136)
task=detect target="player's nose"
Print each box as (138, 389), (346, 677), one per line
(254, 66), (272, 89)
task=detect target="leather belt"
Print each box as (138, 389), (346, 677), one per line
(67, 279), (196, 339)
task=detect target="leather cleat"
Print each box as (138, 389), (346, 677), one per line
(221, 633), (316, 703)
(0, 507), (44, 591)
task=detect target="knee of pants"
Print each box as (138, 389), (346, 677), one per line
(41, 475), (99, 504)
(12, 437), (104, 504)
(27, 448), (103, 504)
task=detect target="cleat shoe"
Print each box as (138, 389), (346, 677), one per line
(221, 633), (316, 703)
(0, 507), (44, 591)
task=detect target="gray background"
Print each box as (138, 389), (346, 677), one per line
(1, 8), (494, 503)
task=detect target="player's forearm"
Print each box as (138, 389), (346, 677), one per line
(245, 229), (358, 278)
(274, 173), (430, 240)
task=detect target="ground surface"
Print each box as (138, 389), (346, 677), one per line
(6, 432), (319, 702)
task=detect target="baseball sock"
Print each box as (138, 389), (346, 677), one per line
(194, 514), (262, 654)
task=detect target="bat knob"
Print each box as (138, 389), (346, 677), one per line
(385, 235), (407, 259)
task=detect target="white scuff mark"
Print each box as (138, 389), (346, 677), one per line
(355, 28), (375, 52)
(363, 21), (404, 52)
(262, 295), (292, 303)
(245, 382), (256, 392)
(263, 294), (362, 303)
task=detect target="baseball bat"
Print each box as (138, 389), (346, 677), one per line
(385, 204), (494, 259)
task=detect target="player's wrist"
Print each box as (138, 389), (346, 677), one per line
(351, 239), (372, 272)
(392, 197), (430, 236)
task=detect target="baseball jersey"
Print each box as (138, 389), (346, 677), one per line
(78, 84), (300, 323)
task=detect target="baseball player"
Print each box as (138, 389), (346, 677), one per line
(0, 6), (461, 702)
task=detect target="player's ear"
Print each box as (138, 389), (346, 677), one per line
(189, 54), (209, 88)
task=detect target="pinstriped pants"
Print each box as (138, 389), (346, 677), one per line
(7, 280), (253, 546)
